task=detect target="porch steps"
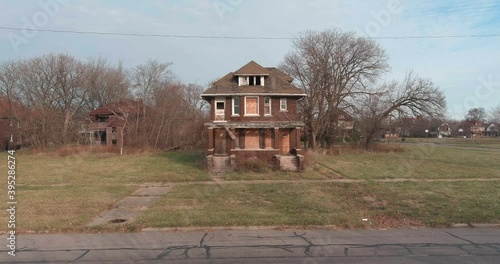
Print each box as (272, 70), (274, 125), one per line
(279, 155), (299, 172)
(211, 156), (231, 175)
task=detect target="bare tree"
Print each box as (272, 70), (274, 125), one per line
(354, 72), (446, 148)
(15, 55), (62, 149)
(491, 105), (500, 124)
(0, 54), (205, 151)
(130, 60), (174, 145)
(84, 58), (130, 112)
(465, 107), (487, 122)
(281, 28), (389, 149)
(52, 54), (87, 144)
(0, 61), (18, 100)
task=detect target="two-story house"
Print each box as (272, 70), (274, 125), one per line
(201, 61), (306, 172)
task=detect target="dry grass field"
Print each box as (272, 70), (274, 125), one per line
(1, 138), (499, 233)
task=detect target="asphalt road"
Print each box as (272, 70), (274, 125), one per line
(1, 228), (499, 263)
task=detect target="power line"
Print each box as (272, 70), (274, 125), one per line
(0, 26), (293, 40)
(1, 26), (500, 40)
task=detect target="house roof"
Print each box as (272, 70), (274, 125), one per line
(438, 123), (451, 132)
(202, 61), (305, 98)
(234, 61), (271, 76)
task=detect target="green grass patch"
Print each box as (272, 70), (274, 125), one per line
(403, 137), (500, 147)
(224, 166), (330, 181)
(137, 181), (500, 228)
(318, 145), (500, 179)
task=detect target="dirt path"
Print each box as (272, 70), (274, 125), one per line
(171, 177), (500, 186)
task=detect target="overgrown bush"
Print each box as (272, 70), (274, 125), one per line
(237, 157), (272, 173)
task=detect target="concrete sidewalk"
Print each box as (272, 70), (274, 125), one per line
(1, 228), (499, 263)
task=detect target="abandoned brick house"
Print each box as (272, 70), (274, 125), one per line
(80, 100), (140, 146)
(201, 61), (307, 172)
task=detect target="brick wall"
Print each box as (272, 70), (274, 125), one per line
(210, 96), (300, 122)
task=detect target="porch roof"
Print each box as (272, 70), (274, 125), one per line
(205, 121), (305, 129)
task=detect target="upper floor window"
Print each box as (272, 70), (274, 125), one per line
(264, 97), (271, 115)
(280, 98), (288, 111)
(97, 116), (109, 122)
(232, 96), (240, 116)
(238, 76), (264, 86)
(245, 96), (259, 116)
(216, 102), (225, 110)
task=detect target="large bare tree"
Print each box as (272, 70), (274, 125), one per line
(491, 105), (500, 124)
(465, 107), (487, 122)
(281, 28), (389, 149)
(0, 54), (207, 151)
(354, 72), (446, 148)
(83, 58), (130, 112)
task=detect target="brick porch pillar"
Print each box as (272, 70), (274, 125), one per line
(296, 127), (302, 153)
(233, 129), (240, 149)
(274, 127), (280, 150)
(208, 127), (214, 155)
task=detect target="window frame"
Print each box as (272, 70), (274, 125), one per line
(244, 96), (260, 116)
(232, 96), (240, 116)
(280, 98), (288, 111)
(264, 96), (272, 116)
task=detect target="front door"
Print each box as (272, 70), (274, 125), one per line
(214, 129), (227, 155)
(215, 98), (225, 121)
(280, 130), (290, 154)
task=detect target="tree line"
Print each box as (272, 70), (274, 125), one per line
(0, 54), (206, 150)
(1, 28), (496, 151)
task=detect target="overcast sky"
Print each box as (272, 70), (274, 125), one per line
(1, 0), (499, 119)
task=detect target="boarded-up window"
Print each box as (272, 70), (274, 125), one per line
(245, 96), (259, 115)
(245, 130), (260, 149)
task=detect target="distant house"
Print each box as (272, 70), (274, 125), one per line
(384, 117), (419, 138)
(466, 120), (486, 138)
(486, 124), (498, 137)
(336, 110), (355, 140)
(80, 100), (141, 146)
(438, 123), (451, 138)
(201, 61), (306, 172)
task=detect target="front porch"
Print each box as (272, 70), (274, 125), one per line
(205, 122), (305, 172)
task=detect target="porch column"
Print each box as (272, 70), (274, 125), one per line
(233, 129), (240, 149)
(274, 127), (280, 150)
(296, 127), (302, 152)
(208, 127), (214, 155)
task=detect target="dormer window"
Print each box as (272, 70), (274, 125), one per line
(238, 76), (265, 86)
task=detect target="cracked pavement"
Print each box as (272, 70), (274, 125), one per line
(1, 228), (499, 263)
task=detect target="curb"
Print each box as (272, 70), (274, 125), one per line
(143, 224), (500, 232)
(142, 225), (339, 232)
(453, 223), (500, 228)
